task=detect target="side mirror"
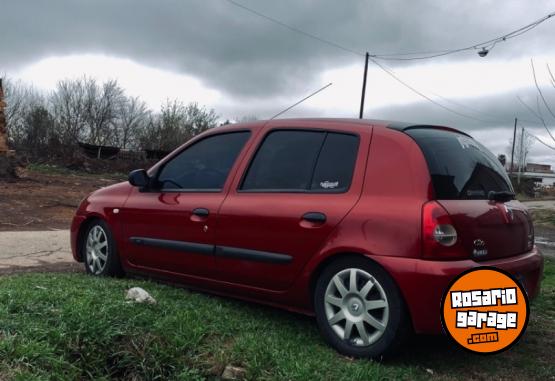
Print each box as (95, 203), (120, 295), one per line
(128, 169), (150, 188)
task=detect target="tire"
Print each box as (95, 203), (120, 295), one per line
(81, 219), (124, 277)
(314, 256), (410, 359)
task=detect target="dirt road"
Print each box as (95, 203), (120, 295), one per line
(0, 168), (120, 231)
(522, 200), (555, 210)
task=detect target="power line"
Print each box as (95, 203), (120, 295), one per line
(367, 57), (510, 124)
(523, 127), (555, 151)
(224, 0), (363, 56)
(224, 0), (554, 61)
(224, 0), (553, 125)
(516, 95), (555, 143)
(371, 12), (555, 61)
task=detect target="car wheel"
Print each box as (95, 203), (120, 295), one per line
(82, 219), (123, 277)
(314, 256), (410, 359)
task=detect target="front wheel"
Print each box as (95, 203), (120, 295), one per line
(82, 219), (123, 277)
(314, 256), (410, 359)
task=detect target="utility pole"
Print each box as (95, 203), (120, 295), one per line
(517, 127), (525, 185)
(359, 52), (369, 119)
(510, 118), (517, 175)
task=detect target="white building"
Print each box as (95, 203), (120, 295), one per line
(519, 163), (555, 187)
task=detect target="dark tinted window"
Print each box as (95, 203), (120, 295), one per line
(242, 130), (325, 191)
(158, 131), (250, 190)
(311, 133), (359, 192)
(406, 128), (512, 199)
(241, 130), (359, 192)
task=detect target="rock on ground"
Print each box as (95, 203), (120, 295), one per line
(221, 365), (247, 380)
(125, 287), (157, 304)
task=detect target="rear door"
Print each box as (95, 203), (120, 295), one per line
(406, 128), (534, 260)
(214, 127), (369, 291)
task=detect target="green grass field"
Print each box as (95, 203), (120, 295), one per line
(0, 259), (553, 380)
(530, 208), (555, 227)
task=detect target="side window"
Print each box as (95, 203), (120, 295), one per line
(157, 131), (250, 191)
(241, 130), (359, 192)
(311, 133), (359, 192)
(241, 130), (325, 191)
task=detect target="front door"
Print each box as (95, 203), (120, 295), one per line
(121, 130), (252, 277)
(215, 127), (369, 291)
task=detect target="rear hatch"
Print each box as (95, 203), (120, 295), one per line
(405, 127), (534, 261)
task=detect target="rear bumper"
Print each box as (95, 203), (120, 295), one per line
(377, 247), (544, 334)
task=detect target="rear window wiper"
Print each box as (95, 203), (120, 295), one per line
(488, 190), (515, 202)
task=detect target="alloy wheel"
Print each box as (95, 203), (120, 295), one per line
(324, 268), (389, 346)
(85, 225), (109, 275)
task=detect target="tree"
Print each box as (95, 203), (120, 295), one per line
(507, 129), (534, 172)
(50, 77), (126, 146)
(117, 96), (149, 149)
(139, 100), (218, 151)
(83, 78), (125, 146)
(3, 75), (220, 156)
(50, 77), (89, 145)
(2, 78), (45, 148)
(23, 105), (55, 151)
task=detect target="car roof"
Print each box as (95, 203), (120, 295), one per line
(213, 118), (469, 136)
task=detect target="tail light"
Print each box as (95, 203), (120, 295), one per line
(422, 201), (466, 259)
(527, 220), (535, 251)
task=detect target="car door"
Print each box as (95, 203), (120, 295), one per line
(214, 126), (370, 291)
(121, 130), (251, 277)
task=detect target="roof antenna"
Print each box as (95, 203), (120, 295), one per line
(270, 82), (332, 120)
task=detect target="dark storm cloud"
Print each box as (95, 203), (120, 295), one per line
(1, 0), (554, 99)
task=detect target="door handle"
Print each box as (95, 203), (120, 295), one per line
(192, 208), (209, 217)
(302, 212), (327, 223)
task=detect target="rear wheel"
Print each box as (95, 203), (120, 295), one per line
(82, 220), (123, 277)
(314, 256), (410, 359)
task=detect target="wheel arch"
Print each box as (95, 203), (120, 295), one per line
(308, 251), (413, 330)
(75, 215), (104, 262)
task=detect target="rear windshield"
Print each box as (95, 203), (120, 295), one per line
(405, 128), (513, 200)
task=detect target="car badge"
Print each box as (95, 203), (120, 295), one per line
(320, 180), (339, 189)
(473, 239), (488, 257)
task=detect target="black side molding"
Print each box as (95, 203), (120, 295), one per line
(129, 237), (292, 264)
(130, 237), (214, 256)
(216, 246), (292, 264)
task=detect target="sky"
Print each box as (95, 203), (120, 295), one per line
(1, 0), (555, 166)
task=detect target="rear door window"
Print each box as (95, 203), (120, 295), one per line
(311, 133), (359, 192)
(241, 130), (325, 191)
(241, 130), (359, 192)
(406, 128), (512, 199)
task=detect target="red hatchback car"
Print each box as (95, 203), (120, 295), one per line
(71, 118), (543, 358)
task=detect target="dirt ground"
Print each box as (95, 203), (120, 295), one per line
(0, 169), (121, 231)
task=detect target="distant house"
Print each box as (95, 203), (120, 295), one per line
(521, 163), (555, 187)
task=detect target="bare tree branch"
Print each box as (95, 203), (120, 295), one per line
(516, 95), (555, 143)
(547, 63), (555, 89)
(530, 59), (555, 121)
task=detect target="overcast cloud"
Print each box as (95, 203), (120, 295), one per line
(1, 0), (555, 164)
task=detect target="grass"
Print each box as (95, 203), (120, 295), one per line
(0, 259), (553, 381)
(530, 208), (555, 228)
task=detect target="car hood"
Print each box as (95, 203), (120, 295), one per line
(77, 181), (133, 214)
